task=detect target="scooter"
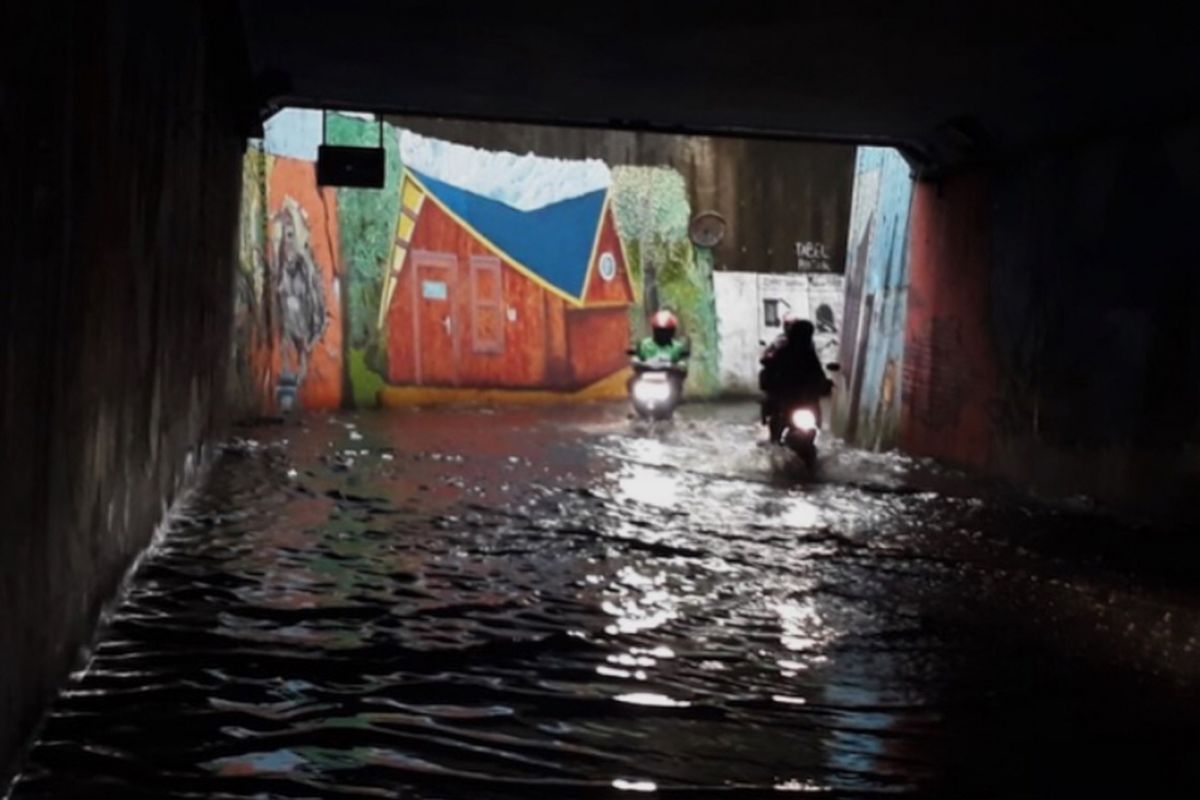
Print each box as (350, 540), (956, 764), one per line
(759, 351), (839, 471)
(627, 349), (688, 421)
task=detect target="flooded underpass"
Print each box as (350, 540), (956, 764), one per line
(10, 403), (1200, 798)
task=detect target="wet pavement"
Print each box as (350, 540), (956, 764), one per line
(9, 403), (1200, 798)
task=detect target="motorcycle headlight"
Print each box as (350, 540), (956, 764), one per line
(633, 380), (672, 403)
(790, 408), (818, 431)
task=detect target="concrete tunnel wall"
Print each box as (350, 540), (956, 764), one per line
(0, 1), (249, 775)
(901, 117), (1200, 511)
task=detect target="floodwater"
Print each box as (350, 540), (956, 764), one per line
(9, 404), (1200, 798)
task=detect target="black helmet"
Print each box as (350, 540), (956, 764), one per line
(783, 314), (814, 340)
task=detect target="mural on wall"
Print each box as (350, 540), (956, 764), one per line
(231, 109), (725, 411)
(833, 146), (914, 450)
(325, 112), (403, 407)
(272, 196), (328, 395)
(611, 166), (721, 397)
(372, 130), (636, 402)
(265, 156), (343, 411)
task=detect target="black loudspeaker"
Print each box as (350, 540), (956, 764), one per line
(317, 144), (385, 188)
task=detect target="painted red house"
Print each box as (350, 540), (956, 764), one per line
(379, 156), (635, 392)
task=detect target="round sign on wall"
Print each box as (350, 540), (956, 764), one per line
(598, 251), (617, 281)
(688, 211), (726, 247)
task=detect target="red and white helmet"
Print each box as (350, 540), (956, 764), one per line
(650, 310), (678, 333)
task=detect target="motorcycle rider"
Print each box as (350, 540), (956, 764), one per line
(759, 315), (831, 438)
(631, 310), (689, 394)
(635, 310), (688, 362)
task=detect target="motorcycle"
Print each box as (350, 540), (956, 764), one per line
(627, 348), (688, 421)
(764, 396), (825, 470)
(759, 354), (839, 471)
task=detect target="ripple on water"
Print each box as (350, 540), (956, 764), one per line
(11, 405), (1200, 798)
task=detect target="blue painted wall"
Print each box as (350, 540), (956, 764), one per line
(835, 148), (914, 449)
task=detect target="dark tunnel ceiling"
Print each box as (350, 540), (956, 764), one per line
(240, 2), (1200, 171)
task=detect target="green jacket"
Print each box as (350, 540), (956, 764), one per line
(635, 337), (689, 363)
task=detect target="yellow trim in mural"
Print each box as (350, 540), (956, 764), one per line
(574, 299), (633, 310)
(579, 193), (610, 300)
(397, 213), (417, 242)
(378, 173), (429, 330)
(377, 367), (631, 407)
(378, 245), (407, 328)
(616, 224), (639, 304)
(401, 178), (425, 212)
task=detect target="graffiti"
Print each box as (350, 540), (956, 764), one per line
(795, 240), (832, 271)
(815, 303), (837, 333)
(271, 196), (329, 400)
(813, 302), (840, 364)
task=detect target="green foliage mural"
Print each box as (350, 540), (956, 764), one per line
(612, 167), (721, 397)
(326, 115), (403, 406)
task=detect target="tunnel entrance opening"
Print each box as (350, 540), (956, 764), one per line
(232, 108), (861, 417)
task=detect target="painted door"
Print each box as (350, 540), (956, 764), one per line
(469, 255), (504, 355)
(412, 252), (458, 386)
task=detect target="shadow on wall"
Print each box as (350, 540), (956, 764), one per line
(231, 110), (726, 412)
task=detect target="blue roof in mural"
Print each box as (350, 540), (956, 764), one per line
(409, 168), (606, 300)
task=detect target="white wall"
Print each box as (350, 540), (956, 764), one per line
(714, 272), (845, 394)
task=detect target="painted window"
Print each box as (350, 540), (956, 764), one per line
(764, 299), (782, 327)
(598, 251), (617, 282)
(470, 255), (504, 354)
(421, 280), (448, 300)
